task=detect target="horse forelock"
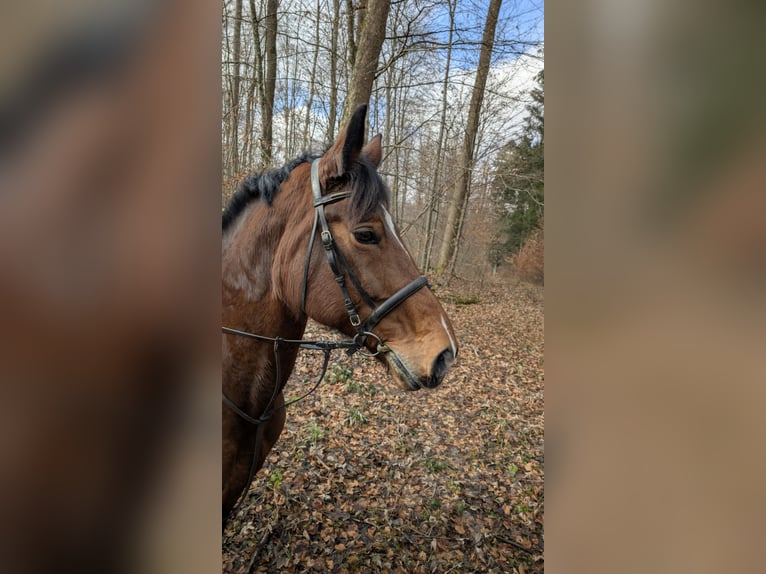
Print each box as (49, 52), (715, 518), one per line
(346, 158), (390, 225)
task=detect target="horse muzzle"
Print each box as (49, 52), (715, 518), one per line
(383, 347), (455, 391)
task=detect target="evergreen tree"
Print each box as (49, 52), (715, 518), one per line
(492, 69), (544, 260)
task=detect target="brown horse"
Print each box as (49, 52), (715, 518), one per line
(222, 105), (458, 520)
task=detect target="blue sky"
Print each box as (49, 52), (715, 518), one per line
(429, 0), (544, 70)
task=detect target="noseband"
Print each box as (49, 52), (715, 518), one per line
(300, 159), (429, 354)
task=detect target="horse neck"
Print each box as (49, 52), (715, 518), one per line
(222, 200), (307, 411)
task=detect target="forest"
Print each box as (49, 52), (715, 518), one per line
(222, 1), (544, 571)
(221, 0), (544, 279)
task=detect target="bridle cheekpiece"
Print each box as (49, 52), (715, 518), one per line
(300, 158), (429, 356)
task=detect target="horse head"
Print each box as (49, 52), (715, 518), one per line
(275, 105), (458, 390)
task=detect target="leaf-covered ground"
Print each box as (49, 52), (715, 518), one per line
(223, 278), (544, 573)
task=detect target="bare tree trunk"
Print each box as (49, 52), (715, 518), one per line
(385, 81), (397, 219)
(243, 76), (256, 165)
(326, 0), (341, 143)
(290, 42), (299, 152)
(249, 0), (265, 164)
(285, 33), (300, 157)
(260, 0), (278, 166)
(222, 3), (231, 182)
(228, 0), (243, 178)
(397, 96), (408, 220)
(391, 135), (400, 222)
(422, 0), (455, 272)
(448, 179), (472, 277)
(437, 0), (502, 271)
(346, 0), (357, 68)
(340, 0), (391, 126)
(303, 1), (321, 148)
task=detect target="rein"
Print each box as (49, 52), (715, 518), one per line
(220, 327), (359, 425)
(221, 329), (356, 521)
(222, 156), (429, 520)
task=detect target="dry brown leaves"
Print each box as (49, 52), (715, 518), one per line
(223, 277), (544, 573)
(512, 226), (544, 286)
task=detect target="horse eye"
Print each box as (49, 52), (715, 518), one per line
(353, 229), (379, 244)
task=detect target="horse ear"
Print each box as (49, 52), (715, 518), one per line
(320, 104), (368, 180)
(362, 134), (382, 167)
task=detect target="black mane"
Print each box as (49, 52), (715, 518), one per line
(222, 151), (390, 232)
(222, 151), (320, 232)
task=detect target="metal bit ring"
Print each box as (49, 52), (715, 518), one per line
(354, 331), (384, 357)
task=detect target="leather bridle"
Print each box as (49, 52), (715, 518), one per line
(222, 157), (429, 520)
(300, 158), (430, 353)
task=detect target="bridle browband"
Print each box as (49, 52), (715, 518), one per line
(222, 156), (429, 521)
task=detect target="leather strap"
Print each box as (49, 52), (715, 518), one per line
(302, 158), (430, 346)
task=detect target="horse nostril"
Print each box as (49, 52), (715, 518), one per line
(429, 348), (454, 387)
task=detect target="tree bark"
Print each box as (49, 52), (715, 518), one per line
(285, 34), (300, 158)
(448, 179), (472, 276)
(421, 0), (455, 272)
(346, 0), (357, 69)
(340, 0), (391, 126)
(250, 0), (265, 112)
(326, 0), (341, 143)
(243, 75), (256, 165)
(303, 1), (322, 149)
(397, 96), (407, 219)
(383, 84), (399, 221)
(260, 0), (278, 166)
(437, 0), (502, 271)
(228, 0), (243, 178)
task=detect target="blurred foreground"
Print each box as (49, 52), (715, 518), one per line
(0, 1), (220, 572)
(548, 1), (766, 572)
(5, 0), (766, 571)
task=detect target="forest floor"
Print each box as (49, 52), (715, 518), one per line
(223, 276), (544, 573)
